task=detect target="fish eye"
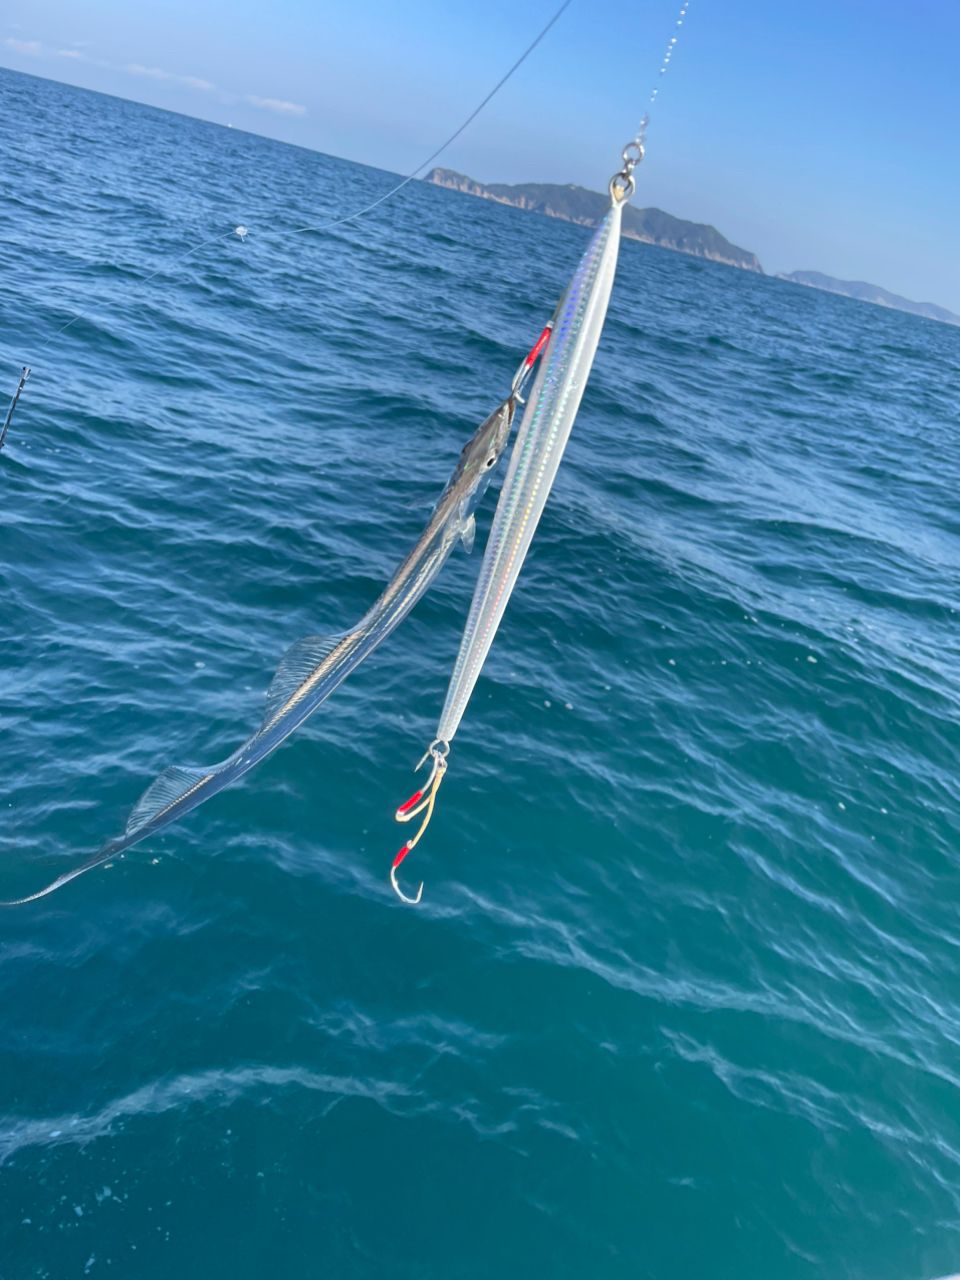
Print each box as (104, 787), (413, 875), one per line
(485, 455), (497, 468)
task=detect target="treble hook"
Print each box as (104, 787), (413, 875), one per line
(390, 743), (448, 904)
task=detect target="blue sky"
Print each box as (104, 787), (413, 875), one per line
(3, 0), (959, 311)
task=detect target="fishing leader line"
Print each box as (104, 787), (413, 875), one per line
(632, 0), (690, 149)
(0, 0), (575, 449)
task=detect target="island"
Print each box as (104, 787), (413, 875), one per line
(424, 169), (960, 329)
(778, 270), (960, 327)
(424, 168), (763, 273)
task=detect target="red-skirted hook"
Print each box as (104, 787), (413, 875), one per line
(395, 789), (424, 817)
(390, 842), (423, 905)
(512, 321), (553, 396)
(390, 744), (448, 904)
(393, 845), (411, 868)
(390, 843), (422, 905)
(524, 323), (552, 368)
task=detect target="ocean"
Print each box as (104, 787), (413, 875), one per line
(2, 66), (960, 1280)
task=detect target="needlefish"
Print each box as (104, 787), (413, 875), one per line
(0, 360), (550, 905)
(390, 143), (643, 903)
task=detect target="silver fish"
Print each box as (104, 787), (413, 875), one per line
(392, 175), (633, 903)
(2, 395), (516, 905)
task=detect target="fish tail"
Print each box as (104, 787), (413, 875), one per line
(0, 835), (128, 906)
(2, 629), (356, 907)
(0, 759), (221, 907)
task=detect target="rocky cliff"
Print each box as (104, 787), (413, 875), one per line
(425, 168), (764, 273)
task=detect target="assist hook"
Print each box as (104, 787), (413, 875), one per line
(391, 742), (449, 904)
(511, 322), (553, 399)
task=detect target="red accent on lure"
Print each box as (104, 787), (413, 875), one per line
(393, 845), (411, 869)
(524, 324), (552, 367)
(396, 789), (423, 816)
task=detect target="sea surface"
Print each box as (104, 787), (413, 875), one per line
(2, 66), (960, 1280)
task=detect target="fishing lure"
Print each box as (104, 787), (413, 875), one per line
(391, 143), (643, 904)
(0, 375), (535, 905)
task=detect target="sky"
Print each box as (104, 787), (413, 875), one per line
(3, 0), (959, 312)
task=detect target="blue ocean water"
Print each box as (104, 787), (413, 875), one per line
(2, 63), (960, 1279)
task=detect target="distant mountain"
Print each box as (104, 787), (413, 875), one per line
(424, 168), (763, 273)
(779, 270), (960, 327)
(425, 168), (960, 325)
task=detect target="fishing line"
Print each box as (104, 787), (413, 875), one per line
(286, 0), (575, 237)
(632, 0), (691, 151)
(0, 0), (574, 441)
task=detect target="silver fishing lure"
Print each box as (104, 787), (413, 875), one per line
(391, 144), (642, 903)
(2, 393), (518, 905)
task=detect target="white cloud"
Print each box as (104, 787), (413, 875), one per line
(3, 37), (232, 108)
(125, 63), (214, 91)
(245, 95), (306, 116)
(126, 62), (170, 80)
(4, 37), (43, 55)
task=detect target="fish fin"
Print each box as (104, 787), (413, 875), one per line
(264, 632), (346, 724)
(125, 764), (212, 838)
(1, 759), (213, 905)
(460, 513), (476, 554)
